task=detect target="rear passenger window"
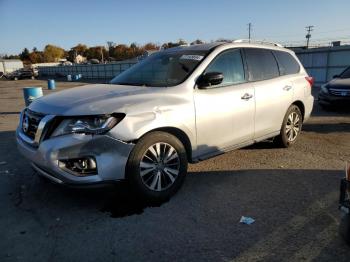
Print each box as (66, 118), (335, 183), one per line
(244, 48), (279, 81)
(205, 49), (245, 86)
(273, 51), (300, 75)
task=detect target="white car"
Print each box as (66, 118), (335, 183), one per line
(16, 40), (314, 201)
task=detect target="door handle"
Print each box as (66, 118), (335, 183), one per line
(283, 85), (292, 91)
(241, 93), (253, 100)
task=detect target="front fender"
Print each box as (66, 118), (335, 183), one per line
(109, 105), (196, 150)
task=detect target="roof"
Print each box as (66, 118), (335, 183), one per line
(163, 41), (289, 53)
(0, 59), (22, 62)
(164, 42), (224, 52)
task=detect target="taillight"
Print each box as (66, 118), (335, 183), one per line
(305, 76), (314, 87)
(346, 162), (350, 181)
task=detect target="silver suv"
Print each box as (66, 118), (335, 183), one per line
(16, 41), (314, 201)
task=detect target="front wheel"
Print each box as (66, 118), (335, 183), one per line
(126, 131), (188, 202)
(275, 105), (303, 148)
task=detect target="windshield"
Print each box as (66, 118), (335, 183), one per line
(340, 67), (350, 79)
(110, 50), (209, 87)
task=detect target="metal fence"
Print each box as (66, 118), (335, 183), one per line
(38, 45), (350, 85)
(38, 62), (136, 80)
(295, 45), (350, 85)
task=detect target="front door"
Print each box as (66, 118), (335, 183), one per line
(193, 49), (255, 157)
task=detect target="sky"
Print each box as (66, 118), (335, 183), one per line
(1, 0), (350, 54)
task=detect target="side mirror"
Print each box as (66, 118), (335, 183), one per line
(197, 72), (224, 89)
(333, 74), (340, 79)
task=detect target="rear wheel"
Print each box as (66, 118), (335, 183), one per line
(126, 131), (188, 202)
(275, 105), (303, 148)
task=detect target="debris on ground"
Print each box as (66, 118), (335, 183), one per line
(240, 216), (255, 225)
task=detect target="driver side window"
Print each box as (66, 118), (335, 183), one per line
(205, 49), (245, 87)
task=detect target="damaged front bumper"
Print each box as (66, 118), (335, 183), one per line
(16, 127), (134, 186)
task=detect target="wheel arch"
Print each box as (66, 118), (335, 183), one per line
(291, 100), (305, 121)
(137, 127), (193, 163)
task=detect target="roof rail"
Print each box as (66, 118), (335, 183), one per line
(232, 39), (284, 47)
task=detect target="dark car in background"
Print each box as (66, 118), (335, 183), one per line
(319, 66), (350, 108)
(6, 67), (38, 80)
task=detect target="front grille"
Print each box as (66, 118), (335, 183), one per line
(329, 88), (350, 97)
(22, 109), (45, 139)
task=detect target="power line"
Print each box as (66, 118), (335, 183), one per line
(255, 27), (350, 40)
(305, 25), (314, 49)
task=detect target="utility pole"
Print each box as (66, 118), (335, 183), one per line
(100, 47), (104, 63)
(248, 23), (252, 42)
(305, 25), (314, 49)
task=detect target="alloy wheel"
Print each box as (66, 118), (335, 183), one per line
(285, 112), (301, 142)
(139, 142), (180, 191)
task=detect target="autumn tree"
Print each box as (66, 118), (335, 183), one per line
(85, 46), (108, 62)
(29, 51), (44, 64)
(143, 42), (158, 50)
(43, 44), (65, 62)
(67, 44), (88, 62)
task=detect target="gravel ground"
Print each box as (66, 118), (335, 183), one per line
(0, 79), (350, 262)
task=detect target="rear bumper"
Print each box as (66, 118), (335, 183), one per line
(16, 127), (134, 186)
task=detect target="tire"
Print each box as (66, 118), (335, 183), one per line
(126, 131), (188, 202)
(275, 105), (303, 148)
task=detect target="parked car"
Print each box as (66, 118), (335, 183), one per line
(319, 66), (350, 108)
(6, 67), (38, 80)
(339, 163), (350, 245)
(16, 41), (314, 201)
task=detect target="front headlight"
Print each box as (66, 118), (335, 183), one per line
(321, 84), (329, 94)
(51, 115), (124, 137)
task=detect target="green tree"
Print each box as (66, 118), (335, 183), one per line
(85, 46), (107, 61)
(190, 39), (204, 45)
(19, 48), (30, 61)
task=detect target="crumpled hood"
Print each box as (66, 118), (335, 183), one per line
(327, 78), (350, 89)
(29, 84), (163, 115)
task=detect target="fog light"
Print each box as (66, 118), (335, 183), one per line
(58, 157), (97, 176)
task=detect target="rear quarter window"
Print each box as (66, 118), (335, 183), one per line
(244, 48), (279, 81)
(273, 50), (300, 75)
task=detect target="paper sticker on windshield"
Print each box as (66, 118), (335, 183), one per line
(180, 55), (204, 61)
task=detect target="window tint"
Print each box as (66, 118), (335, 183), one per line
(244, 48), (279, 81)
(273, 50), (300, 75)
(205, 49), (245, 86)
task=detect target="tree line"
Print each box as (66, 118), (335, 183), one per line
(1, 39), (206, 64)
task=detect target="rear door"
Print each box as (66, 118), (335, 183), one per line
(193, 49), (255, 156)
(244, 48), (293, 139)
